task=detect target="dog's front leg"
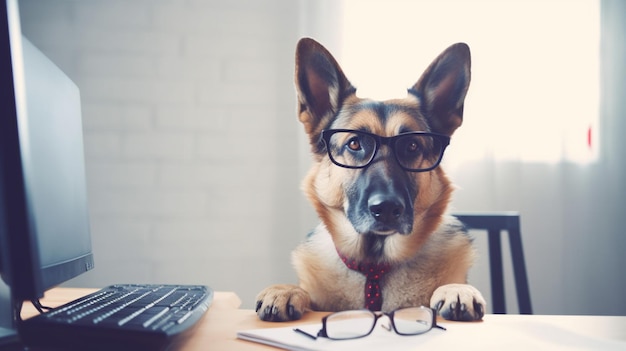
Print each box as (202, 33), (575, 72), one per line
(430, 283), (486, 321)
(255, 284), (311, 321)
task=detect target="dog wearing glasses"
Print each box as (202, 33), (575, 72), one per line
(256, 38), (486, 322)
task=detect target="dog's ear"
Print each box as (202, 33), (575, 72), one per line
(411, 43), (471, 136)
(295, 38), (355, 150)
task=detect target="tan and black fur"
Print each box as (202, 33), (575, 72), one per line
(256, 38), (486, 322)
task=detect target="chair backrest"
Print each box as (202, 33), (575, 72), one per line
(453, 212), (532, 314)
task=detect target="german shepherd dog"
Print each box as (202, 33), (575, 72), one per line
(256, 38), (486, 322)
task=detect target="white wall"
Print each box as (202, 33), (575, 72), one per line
(19, 0), (306, 309)
(18, 0), (626, 315)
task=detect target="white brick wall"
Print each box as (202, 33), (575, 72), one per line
(19, 0), (308, 308)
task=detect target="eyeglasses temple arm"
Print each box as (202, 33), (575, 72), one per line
(431, 307), (447, 331)
(293, 328), (318, 340)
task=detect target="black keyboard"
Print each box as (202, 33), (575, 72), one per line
(18, 284), (213, 351)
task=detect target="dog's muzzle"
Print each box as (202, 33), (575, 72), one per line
(347, 164), (415, 236)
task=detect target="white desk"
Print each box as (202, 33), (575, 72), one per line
(22, 288), (626, 350)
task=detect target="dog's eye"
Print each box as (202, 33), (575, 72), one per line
(406, 140), (419, 153)
(347, 137), (362, 151)
(398, 137), (420, 155)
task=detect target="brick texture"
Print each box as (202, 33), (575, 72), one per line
(19, 0), (307, 308)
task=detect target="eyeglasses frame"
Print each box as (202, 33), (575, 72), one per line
(320, 129), (451, 173)
(294, 306), (446, 341)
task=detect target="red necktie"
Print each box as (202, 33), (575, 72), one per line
(339, 253), (391, 311)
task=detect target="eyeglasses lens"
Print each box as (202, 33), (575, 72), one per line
(394, 134), (443, 171)
(392, 307), (433, 335)
(327, 131), (377, 168)
(325, 310), (376, 340)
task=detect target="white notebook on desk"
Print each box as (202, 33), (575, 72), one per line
(237, 316), (626, 351)
(237, 321), (448, 351)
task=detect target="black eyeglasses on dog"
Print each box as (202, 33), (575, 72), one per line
(294, 306), (446, 340)
(320, 129), (450, 172)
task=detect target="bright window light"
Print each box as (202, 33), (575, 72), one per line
(340, 0), (599, 164)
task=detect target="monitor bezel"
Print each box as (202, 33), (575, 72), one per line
(0, 0), (45, 303)
(0, 0), (95, 303)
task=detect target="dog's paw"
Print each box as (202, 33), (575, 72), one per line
(255, 284), (311, 322)
(430, 283), (486, 321)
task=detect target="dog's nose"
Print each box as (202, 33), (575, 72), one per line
(368, 193), (405, 225)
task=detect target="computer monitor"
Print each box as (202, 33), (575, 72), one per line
(0, 0), (94, 343)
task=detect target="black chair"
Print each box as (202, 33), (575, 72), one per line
(453, 212), (532, 314)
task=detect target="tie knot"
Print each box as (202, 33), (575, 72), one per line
(340, 254), (390, 278)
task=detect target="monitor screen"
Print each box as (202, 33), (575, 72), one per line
(0, 0), (94, 306)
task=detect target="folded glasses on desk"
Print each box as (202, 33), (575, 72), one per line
(294, 306), (446, 341)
